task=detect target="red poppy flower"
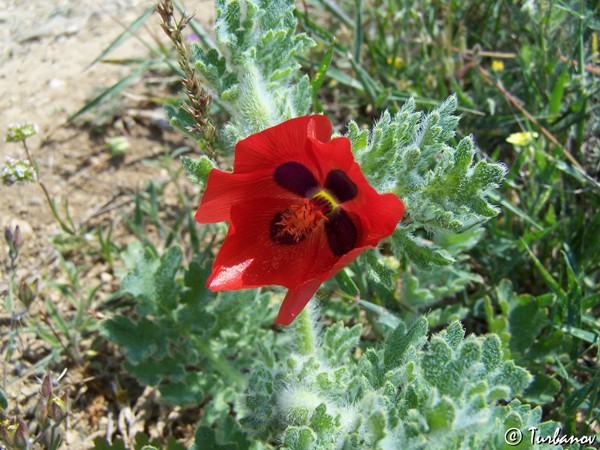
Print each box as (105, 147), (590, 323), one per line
(195, 115), (405, 325)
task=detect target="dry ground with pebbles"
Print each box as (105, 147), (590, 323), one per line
(1, 0), (214, 447)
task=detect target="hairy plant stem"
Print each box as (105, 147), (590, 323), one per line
(191, 335), (245, 388)
(295, 308), (316, 356)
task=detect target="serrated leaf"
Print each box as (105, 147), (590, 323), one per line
(392, 227), (454, 270)
(181, 155), (215, 186)
(99, 316), (163, 364)
(282, 427), (316, 450)
(384, 317), (428, 370)
(508, 294), (546, 354)
(356, 97), (506, 236)
(492, 361), (532, 396)
(362, 250), (396, 289)
(323, 322), (362, 364)
(346, 120), (369, 156)
(191, 426), (237, 450)
(428, 397), (456, 430)
(335, 267), (359, 297)
(122, 246), (183, 315)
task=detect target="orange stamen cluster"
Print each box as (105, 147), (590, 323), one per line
(276, 192), (337, 243)
(275, 199), (327, 242)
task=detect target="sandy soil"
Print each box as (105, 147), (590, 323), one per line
(1, 0), (214, 447)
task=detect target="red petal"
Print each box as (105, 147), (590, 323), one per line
(195, 170), (296, 224)
(343, 188), (405, 246)
(307, 135), (356, 184)
(274, 278), (322, 325)
(207, 198), (340, 291)
(309, 134), (406, 245)
(197, 115), (405, 326)
(233, 115), (332, 176)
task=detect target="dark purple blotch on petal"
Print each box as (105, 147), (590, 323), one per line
(325, 209), (357, 256)
(325, 170), (357, 202)
(274, 162), (318, 197)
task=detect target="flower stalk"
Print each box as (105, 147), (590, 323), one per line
(157, 0), (215, 153)
(21, 138), (76, 235)
(294, 308), (316, 356)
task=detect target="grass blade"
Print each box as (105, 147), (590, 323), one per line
(349, 57), (380, 104)
(353, 0), (363, 63)
(86, 7), (155, 70)
(317, 0), (353, 28)
(521, 239), (566, 299)
(311, 38), (336, 99)
(556, 324), (598, 345)
(68, 61), (153, 121)
(549, 67), (569, 116)
(489, 192), (544, 231)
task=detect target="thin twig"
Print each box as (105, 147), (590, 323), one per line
(559, 54), (600, 75)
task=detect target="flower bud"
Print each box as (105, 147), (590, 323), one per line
(35, 398), (48, 426)
(13, 225), (23, 249)
(13, 418), (28, 449)
(48, 394), (68, 424)
(0, 421), (12, 445)
(18, 278), (38, 309)
(40, 373), (52, 398)
(4, 226), (13, 246)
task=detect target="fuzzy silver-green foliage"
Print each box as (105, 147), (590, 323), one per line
(99, 243), (277, 414)
(102, 244), (559, 449)
(242, 308), (557, 450)
(347, 96), (507, 271)
(189, 0), (314, 148)
(396, 227), (485, 326)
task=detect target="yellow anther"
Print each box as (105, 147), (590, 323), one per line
(311, 191), (338, 214)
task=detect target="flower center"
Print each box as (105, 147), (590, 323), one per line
(271, 191), (338, 245)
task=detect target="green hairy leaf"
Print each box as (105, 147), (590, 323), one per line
(347, 96), (507, 269)
(240, 312), (555, 449)
(181, 155), (215, 186)
(191, 0), (315, 148)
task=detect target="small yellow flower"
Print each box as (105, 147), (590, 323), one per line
(491, 60), (505, 72)
(506, 131), (539, 146)
(387, 56), (402, 70)
(592, 32), (598, 63)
